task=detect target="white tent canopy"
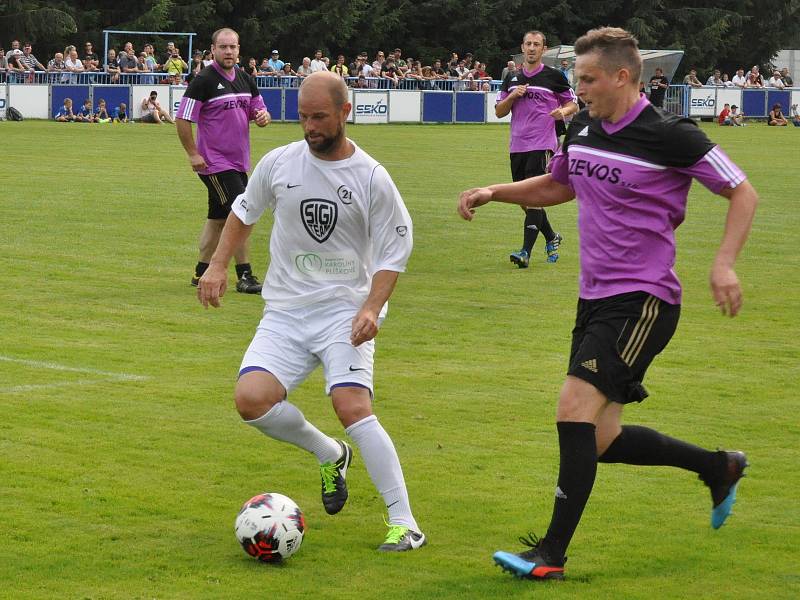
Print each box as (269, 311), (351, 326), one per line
(514, 46), (685, 83)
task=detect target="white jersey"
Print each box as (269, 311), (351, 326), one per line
(232, 139), (413, 311)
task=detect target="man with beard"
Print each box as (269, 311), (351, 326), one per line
(197, 71), (426, 553)
(176, 27), (270, 294)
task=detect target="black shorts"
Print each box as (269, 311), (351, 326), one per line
(198, 170), (248, 220)
(567, 291), (681, 404)
(510, 150), (553, 183)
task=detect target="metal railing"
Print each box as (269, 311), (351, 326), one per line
(0, 70), (503, 91)
(0, 70), (177, 85)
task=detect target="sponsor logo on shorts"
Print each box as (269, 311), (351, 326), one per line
(580, 359), (598, 373)
(395, 225), (408, 237)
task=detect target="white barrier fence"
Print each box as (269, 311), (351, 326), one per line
(687, 86), (800, 118)
(0, 82), (509, 124)
(4, 82), (797, 123)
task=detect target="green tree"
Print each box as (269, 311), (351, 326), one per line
(0, 0), (76, 45)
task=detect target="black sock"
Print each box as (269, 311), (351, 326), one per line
(523, 209), (542, 253)
(599, 425), (720, 482)
(195, 262), (209, 278)
(539, 209), (555, 241)
(544, 421), (597, 559)
(235, 263), (252, 279)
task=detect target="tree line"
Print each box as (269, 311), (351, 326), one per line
(2, 0), (799, 79)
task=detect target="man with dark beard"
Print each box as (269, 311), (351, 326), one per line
(197, 71), (426, 553)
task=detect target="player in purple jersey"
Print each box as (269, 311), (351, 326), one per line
(496, 31), (578, 268)
(458, 27), (758, 581)
(176, 27), (271, 294)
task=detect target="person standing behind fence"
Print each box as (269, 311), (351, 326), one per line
(176, 27), (271, 294)
(496, 30), (578, 269)
(64, 49), (84, 83)
(18, 42), (46, 80)
(164, 47), (188, 77)
(647, 67), (669, 108)
(310, 49), (326, 73)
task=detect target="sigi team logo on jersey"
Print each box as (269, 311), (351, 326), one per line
(300, 198), (338, 243)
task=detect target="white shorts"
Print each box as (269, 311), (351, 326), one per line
(239, 302), (377, 395)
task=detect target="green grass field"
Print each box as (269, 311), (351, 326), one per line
(1, 119), (798, 599)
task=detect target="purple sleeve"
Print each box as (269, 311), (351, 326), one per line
(249, 93), (266, 120)
(556, 87), (577, 106)
(548, 148), (571, 187)
(176, 96), (202, 122)
(677, 145), (746, 194)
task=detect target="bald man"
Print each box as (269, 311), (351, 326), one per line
(198, 72), (426, 552)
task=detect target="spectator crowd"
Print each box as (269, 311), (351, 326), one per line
(0, 38), (504, 90)
(2, 36), (798, 127)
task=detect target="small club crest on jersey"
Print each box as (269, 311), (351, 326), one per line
(301, 198), (338, 243)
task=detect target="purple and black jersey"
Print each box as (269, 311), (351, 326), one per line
(497, 63), (577, 153)
(177, 62), (266, 175)
(549, 94), (746, 305)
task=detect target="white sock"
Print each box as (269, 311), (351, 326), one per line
(346, 415), (419, 531)
(245, 401), (341, 464)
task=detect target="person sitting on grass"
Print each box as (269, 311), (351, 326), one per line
(140, 90), (175, 124)
(76, 98), (96, 122)
(115, 102), (129, 123)
(54, 97), (75, 122)
(768, 103), (788, 126)
(95, 98), (112, 123)
(729, 104), (745, 126)
(717, 103), (732, 126)
(791, 104), (800, 127)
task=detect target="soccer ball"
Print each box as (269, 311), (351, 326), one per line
(234, 492), (306, 562)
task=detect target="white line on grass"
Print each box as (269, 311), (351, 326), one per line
(0, 355), (150, 394)
(0, 355), (149, 381)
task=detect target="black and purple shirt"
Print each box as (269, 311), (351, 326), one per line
(176, 62), (266, 175)
(497, 63), (577, 153)
(549, 94), (746, 305)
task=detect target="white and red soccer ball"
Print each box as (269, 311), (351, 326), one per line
(234, 492), (305, 562)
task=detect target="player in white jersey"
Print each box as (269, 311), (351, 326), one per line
(198, 71), (425, 552)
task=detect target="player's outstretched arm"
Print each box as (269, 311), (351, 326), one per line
(198, 213), (254, 309)
(351, 270), (399, 346)
(458, 174), (574, 220)
(710, 180), (758, 317)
